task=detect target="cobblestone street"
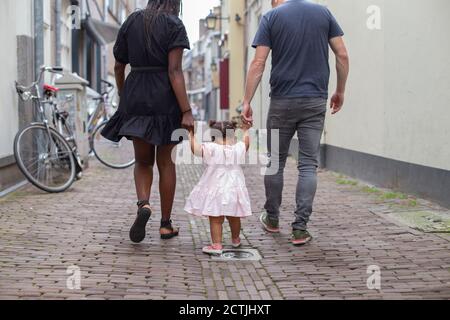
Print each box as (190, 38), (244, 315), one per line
(0, 155), (449, 300)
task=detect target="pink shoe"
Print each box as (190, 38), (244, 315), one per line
(202, 244), (223, 255)
(232, 238), (242, 248)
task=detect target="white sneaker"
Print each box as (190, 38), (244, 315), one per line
(202, 244), (223, 255)
(232, 238), (242, 248)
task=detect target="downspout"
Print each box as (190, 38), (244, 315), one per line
(55, 0), (62, 66)
(34, 0), (44, 78)
(102, 0), (108, 88)
(33, 0), (45, 150)
(71, 0), (80, 74)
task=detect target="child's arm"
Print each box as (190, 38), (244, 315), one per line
(241, 123), (251, 152)
(189, 129), (203, 157)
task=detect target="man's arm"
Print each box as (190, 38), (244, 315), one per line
(242, 46), (271, 124)
(329, 37), (350, 115)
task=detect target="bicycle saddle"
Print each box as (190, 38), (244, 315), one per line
(44, 84), (60, 93)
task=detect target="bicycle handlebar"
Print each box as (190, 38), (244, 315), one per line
(41, 66), (64, 73)
(15, 66), (65, 101)
(101, 79), (114, 88)
(100, 79), (115, 96)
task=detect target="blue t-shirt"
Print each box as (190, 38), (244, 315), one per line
(252, 0), (344, 99)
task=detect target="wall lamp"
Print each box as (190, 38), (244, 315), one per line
(205, 10), (244, 30)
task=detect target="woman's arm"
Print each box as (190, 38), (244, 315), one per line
(168, 48), (194, 131)
(114, 61), (126, 96)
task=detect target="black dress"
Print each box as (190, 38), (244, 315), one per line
(101, 10), (190, 146)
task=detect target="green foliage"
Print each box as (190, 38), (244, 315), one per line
(336, 178), (358, 186)
(361, 186), (381, 194)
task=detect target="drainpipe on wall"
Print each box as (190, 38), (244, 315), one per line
(71, 0), (81, 75)
(102, 0), (108, 87)
(55, 0), (62, 66)
(34, 0), (44, 79)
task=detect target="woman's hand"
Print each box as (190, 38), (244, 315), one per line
(182, 110), (195, 132)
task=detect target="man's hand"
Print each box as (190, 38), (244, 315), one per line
(330, 92), (345, 115)
(241, 102), (254, 125)
(182, 110), (195, 132)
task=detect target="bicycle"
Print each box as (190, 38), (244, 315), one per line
(87, 79), (135, 170)
(14, 66), (135, 193)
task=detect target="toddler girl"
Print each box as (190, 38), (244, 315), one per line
(185, 121), (252, 255)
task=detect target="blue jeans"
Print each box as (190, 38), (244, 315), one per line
(264, 97), (327, 231)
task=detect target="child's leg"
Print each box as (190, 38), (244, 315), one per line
(227, 217), (241, 241)
(209, 216), (225, 245)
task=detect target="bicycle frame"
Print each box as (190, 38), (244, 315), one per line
(87, 96), (107, 134)
(16, 66), (83, 174)
(87, 80), (116, 141)
(16, 67), (60, 123)
(16, 68), (128, 173)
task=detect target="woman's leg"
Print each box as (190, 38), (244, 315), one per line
(156, 144), (178, 235)
(227, 217), (242, 241)
(209, 216), (225, 245)
(130, 138), (155, 243)
(133, 138), (156, 209)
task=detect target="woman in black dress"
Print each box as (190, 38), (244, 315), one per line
(101, 0), (194, 243)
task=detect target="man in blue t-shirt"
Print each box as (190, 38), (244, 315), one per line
(242, 0), (350, 246)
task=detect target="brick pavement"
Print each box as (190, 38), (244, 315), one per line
(0, 155), (449, 300)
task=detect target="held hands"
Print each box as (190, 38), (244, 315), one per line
(241, 102), (254, 126)
(330, 92), (345, 115)
(241, 121), (252, 131)
(182, 109), (195, 132)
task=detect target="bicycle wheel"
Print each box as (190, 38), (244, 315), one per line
(14, 124), (76, 193)
(92, 121), (135, 169)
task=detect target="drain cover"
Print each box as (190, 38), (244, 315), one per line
(211, 249), (262, 261)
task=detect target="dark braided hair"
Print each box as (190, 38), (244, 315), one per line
(143, 0), (182, 55)
(209, 120), (238, 142)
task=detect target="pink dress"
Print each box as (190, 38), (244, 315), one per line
(184, 142), (252, 218)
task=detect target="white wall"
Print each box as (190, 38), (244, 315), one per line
(0, 0), (33, 159)
(43, 0), (73, 83)
(60, 0), (74, 70)
(323, 0), (450, 171)
(246, 0), (450, 171)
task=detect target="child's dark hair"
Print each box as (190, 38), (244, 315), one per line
(209, 120), (238, 141)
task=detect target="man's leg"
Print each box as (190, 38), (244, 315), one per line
(264, 99), (296, 226)
(293, 99), (327, 232)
